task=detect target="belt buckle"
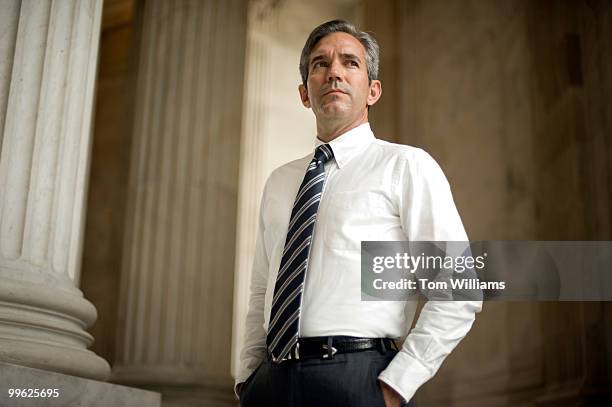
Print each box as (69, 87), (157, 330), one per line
(322, 344), (337, 359)
(289, 342), (300, 360)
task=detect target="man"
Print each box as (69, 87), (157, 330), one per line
(236, 19), (482, 406)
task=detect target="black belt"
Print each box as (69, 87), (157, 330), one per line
(269, 336), (398, 362)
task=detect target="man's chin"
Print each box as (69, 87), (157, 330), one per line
(318, 104), (352, 118)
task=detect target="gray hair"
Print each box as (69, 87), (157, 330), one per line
(299, 19), (380, 86)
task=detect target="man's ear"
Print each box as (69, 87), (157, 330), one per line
(366, 80), (382, 107)
(298, 84), (311, 108)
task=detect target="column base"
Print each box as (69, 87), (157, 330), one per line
(0, 276), (111, 380)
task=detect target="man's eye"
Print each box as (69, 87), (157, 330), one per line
(348, 60), (359, 67)
(313, 61), (327, 68)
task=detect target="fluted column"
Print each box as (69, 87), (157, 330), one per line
(0, 0), (110, 380)
(113, 0), (247, 401)
(230, 0), (274, 378)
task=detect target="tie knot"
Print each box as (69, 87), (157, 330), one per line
(314, 144), (334, 165)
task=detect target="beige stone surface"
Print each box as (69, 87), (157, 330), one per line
(364, 0), (612, 405)
(0, 362), (160, 407)
(81, 0), (137, 368)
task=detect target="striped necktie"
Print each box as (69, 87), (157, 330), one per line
(266, 143), (334, 362)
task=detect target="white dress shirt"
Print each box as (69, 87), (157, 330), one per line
(237, 122), (482, 401)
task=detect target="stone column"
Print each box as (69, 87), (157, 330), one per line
(0, 0), (110, 380)
(113, 0), (247, 404)
(230, 0), (273, 378)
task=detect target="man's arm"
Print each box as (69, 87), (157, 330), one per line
(235, 183), (271, 397)
(378, 149), (483, 402)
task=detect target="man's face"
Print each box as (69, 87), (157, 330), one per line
(299, 32), (381, 123)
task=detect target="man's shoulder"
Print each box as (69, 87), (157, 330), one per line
(270, 153), (311, 177)
(371, 138), (436, 165)
(262, 153), (312, 192)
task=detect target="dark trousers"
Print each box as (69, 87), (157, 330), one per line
(239, 348), (415, 407)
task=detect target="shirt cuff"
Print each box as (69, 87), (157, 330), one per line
(377, 349), (435, 402)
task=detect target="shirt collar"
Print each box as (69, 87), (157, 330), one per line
(314, 122), (375, 168)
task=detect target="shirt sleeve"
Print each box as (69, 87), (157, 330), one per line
(234, 179), (271, 396)
(378, 149), (483, 402)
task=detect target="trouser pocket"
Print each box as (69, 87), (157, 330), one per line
(369, 350), (398, 407)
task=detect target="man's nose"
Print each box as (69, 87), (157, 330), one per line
(327, 60), (343, 82)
